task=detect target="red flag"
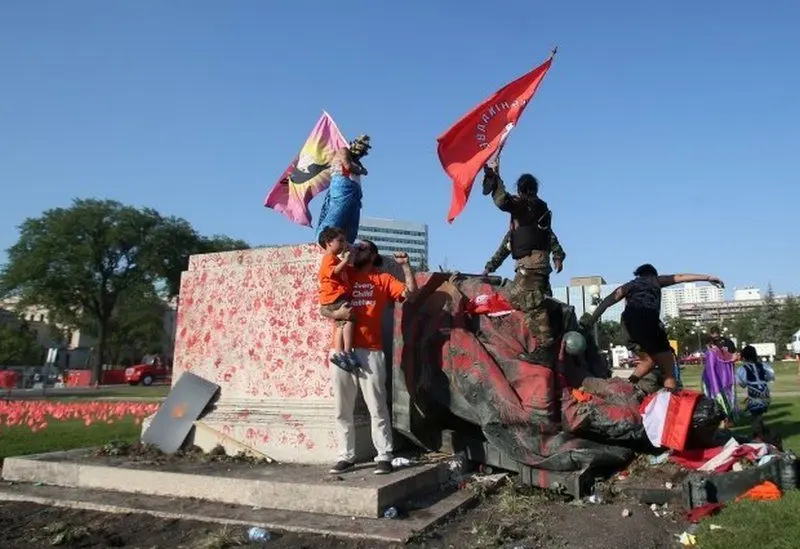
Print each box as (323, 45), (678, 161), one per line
(437, 52), (555, 223)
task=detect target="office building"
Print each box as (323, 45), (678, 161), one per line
(551, 276), (625, 322)
(733, 287), (761, 301)
(678, 294), (788, 324)
(357, 217), (429, 270)
(661, 283), (724, 318)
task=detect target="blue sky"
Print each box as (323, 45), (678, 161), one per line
(2, 1), (798, 296)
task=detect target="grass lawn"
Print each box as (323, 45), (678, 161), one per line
(680, 362), (800, 548)
(695, 491), (800, 549)
(50, 385), (170, 401)
(710, 396), (800, 549)
(0, 418), (141, 462)
(680, 360), (800, 394)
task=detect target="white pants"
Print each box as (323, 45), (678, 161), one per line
(331, 348), (393, 462)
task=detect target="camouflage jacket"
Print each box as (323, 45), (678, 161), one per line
(484, 229), (565, 274)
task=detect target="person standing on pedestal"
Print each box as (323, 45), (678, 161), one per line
(481, 160), (562, 365)
(328, 240), (417, 476)
(316, 135), (371, 244)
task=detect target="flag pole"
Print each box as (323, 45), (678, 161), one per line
(549, 46), (558, 60)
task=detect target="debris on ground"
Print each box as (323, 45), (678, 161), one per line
(391, 456), (412, 468)
(247, 526), (272, 542)
(93, 441), (271, 465)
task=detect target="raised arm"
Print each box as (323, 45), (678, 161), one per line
(657, 274), (724, 289)
(550, 229), (565, 273)
(393, 252), (418, 300)
(584, 282), (631, 326)
(483, 166), (524, 215)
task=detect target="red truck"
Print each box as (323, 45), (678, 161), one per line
(124, 355), (170, 386)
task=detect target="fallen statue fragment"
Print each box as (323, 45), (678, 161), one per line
(391, 273), (726, 474)
(388, 272), (799, 506)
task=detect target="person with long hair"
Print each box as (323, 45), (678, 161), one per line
(702, 325), (739, 424)
(736, 345), (775, 437)
(583, 264), (724, 391)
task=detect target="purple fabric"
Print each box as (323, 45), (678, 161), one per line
(702, 347), (736, 415)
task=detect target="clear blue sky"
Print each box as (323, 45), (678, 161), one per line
(2, 1), (798, 296)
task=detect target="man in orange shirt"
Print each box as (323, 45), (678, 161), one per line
(328, 240), (417, 476)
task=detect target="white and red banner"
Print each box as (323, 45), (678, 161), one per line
(640, 390), (701, 451)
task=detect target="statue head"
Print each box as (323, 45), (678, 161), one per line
(349, 134), (371, 159)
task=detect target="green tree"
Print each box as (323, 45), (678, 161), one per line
(664, 316), (695, 354)
(597, 320), (627, 350)
(146, 220), (249, 299)
(81, 282), (168, 365)
(728, 309), (759, 348)
(778, 295), (800, 351)
(755, 285), (782, 345)
(1, 199), (249, 382)
(0, 321), (43, 366)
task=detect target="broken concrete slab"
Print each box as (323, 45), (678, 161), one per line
(1, 449), (448, 518)
(141, 371), (219, 453)
(0, 481), (476, 543)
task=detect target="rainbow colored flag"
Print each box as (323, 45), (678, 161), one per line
(265, 112), (348, 227)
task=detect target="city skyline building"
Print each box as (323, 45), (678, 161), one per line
(661, 282), (725, 318)
(357, 217), (429, 270)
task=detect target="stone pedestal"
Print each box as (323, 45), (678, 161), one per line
(172, 244), (376, 463)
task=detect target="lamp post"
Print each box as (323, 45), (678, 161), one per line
(587, 285), (602, 347)
(691, 321), (705, 353)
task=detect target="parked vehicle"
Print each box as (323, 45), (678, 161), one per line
(679, 354), (703, 366)
(125, 355), (169, 386)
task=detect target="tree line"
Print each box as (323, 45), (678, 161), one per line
(0, 199), (248, 379)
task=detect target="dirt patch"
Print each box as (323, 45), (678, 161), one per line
(85, 441), (284, 477)
(413, 482), (685, 549)
(95, 441), (270, 465)
(0, 481), (685, 549)
(611, 453), (689, 490)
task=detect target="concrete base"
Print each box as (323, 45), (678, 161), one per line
(184, 397), (376, 464)
(1, 449), (446, 519)
(168, 244), (402, 465)
(0, 481), (477, 543)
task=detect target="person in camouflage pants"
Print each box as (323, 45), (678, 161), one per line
(482, 161), (564, 363)
(481, 230), (566, 295)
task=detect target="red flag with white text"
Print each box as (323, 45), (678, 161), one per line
(437, 53), (555, 223)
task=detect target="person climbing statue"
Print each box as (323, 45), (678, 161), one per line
(316, 135), (371, 244)
(582, 264), (724, 391)
(482, 159), (562, 365)
(481, 228), (565, 284)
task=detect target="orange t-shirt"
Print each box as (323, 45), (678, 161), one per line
(318, 253), (351, 305)
(335, 269), (407, 350)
